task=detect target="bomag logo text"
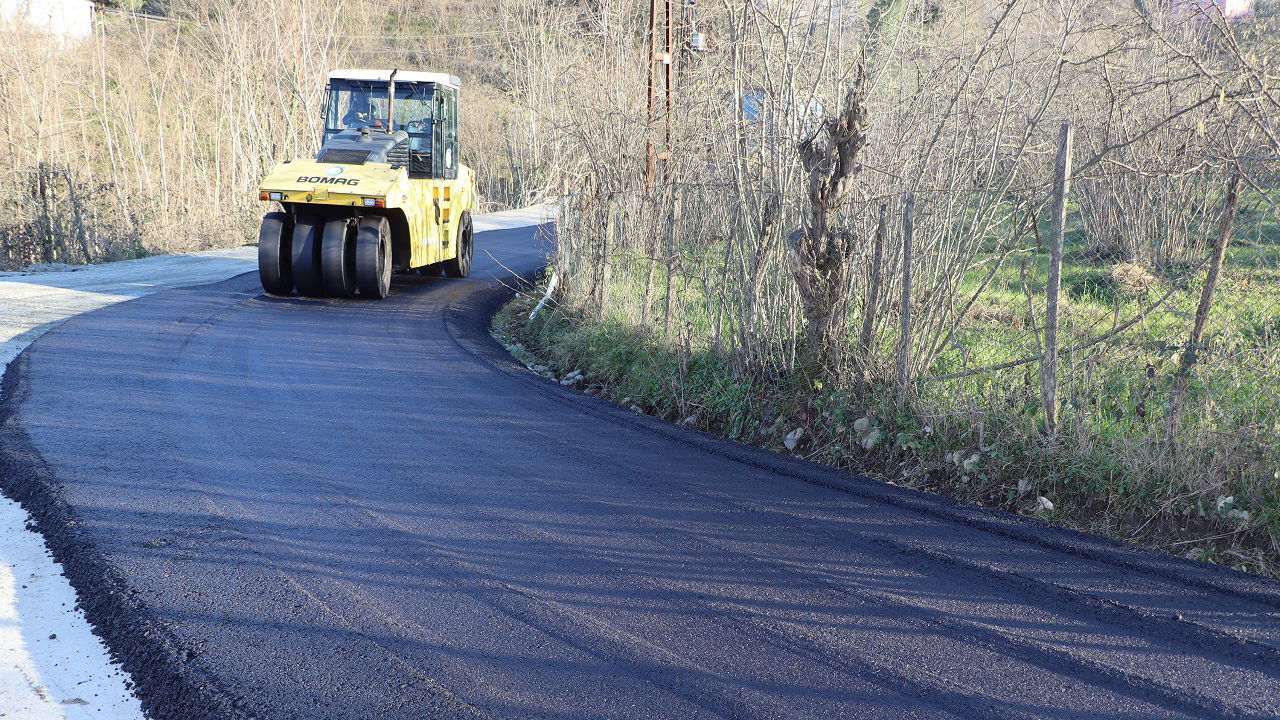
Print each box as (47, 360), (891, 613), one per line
(296, 176), (360, 186)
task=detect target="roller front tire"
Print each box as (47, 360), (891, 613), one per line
(321, 219), (358, 298)
(257, 211), (293, 295)
(355, 216), (392, 299)
(291, 215), (325, 296)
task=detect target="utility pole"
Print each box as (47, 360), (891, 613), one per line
(664, 0), (673, 157)
(645, 0), (658, 191)
(645, 0), (675, 191)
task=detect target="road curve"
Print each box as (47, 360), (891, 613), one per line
(3, 223), (1280, 720)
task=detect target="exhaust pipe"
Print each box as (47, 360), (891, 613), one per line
(387, 68), (398, 133)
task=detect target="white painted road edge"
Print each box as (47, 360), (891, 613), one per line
(0, 204), (556, 719)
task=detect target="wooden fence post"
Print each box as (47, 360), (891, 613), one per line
(663, 189), (683, 338)
(858, 202), (888, 385)
(1042, 122), (1074, 436)
(598, 196), (614, 317)
(1165, 174), (1242, 440)
(896, 194), (915, 405)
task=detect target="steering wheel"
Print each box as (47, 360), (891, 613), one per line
(406, 121), (427, 133)
(347, 111), (381, 129)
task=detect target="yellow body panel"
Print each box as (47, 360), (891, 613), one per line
(259, 159), (475, 269)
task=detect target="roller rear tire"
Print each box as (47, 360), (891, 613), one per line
(321, 219), (358, 298)
(257, 211), (293, 295)
(355, 216), (392, 299)
(291, 215), (325, 296)
(442, 212), (473, 279)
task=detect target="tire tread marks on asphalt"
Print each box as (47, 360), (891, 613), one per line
(444, 273), (1280, 720)
(0, 351), (247, 720)
(2, 226), (1278, 720)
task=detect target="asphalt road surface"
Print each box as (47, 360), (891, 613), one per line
(3, 223), (1280, 720)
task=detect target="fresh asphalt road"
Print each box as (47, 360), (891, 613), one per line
(3, 223), (1280, 720)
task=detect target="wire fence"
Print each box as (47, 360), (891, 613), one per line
(906, 133), (1278, 472)
(547, 121), (1280, 527)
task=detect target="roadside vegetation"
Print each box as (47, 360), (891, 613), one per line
(492, 1), (1280, 576)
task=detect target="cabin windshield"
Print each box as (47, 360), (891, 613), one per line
(324, 79), (435, 132)
(323, 77), (455, 178)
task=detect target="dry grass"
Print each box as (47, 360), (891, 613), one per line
(0, 0), (538, 268)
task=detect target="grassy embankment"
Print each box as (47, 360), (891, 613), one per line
(494, 199), (1280, 577)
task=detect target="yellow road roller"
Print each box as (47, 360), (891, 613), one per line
(257, 69), (476, 299)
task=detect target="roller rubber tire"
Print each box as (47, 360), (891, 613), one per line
(321, 219), (358, 298)
(442, 211), (473, 279)
(355, 216), (392, 299)
(257, 211), (293, 295)
(290, 215), (325, 297)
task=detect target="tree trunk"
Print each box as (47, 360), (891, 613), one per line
(788, 75), (869, 380)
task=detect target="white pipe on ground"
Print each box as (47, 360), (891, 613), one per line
(529, 272), (558, 322)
